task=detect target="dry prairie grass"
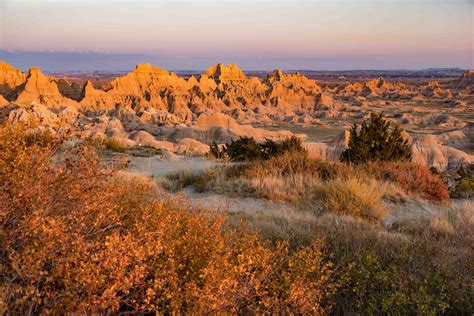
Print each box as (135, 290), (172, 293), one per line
(314, 177), (387, 222)
(176, 153), (449, 220)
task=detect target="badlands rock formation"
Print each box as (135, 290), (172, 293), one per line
(13, 67), (77, 108)
(0, 61), (472, 170)
(0, 61), (27, 100)
(457, 69), (474, 89)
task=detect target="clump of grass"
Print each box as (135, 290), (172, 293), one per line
(315, 177), (387, 222)
(229, 209), (323, 248)
(24, 128), (57, 147)
(127, 145), (162, 157)
(451, 178), (474, 198)
(88, 137), (128, 153)
(394, 201), (474, 240)
(161, 169), (202, 192)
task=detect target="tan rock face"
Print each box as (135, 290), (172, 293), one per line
(79, 63), (192, 113)
(265, 70), (322, 111)
(460, 69), (474, 80)
(194, 111), (295, 141)
(420, 80), (452, 99)
(457, 69), (474, 89)
(0, 61), (27, 100)
(203, 63), (247, 84)
(0, 62), (467, 124)
(78, 81), (113, 109)
(411, 135), (473, 171)
(342, 77), (413, 98)
(14, 67), (77, 107)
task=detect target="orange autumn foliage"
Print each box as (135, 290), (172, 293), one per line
(0, 127), (340, 314)
(367, 162), (450, 202)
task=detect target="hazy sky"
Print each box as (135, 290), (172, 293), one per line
(0, 0), (473, 71)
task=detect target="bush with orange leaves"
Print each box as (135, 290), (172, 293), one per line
(0, 127), (340, 314)
(367, 162), (450, 202)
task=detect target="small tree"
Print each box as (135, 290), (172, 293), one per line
(341, 113), (411, 164)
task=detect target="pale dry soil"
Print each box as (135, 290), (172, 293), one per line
(128, 155), (297, 213)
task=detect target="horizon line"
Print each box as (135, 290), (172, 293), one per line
(2, 62), (467, 74)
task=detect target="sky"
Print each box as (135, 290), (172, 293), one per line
(0, 0), (473, 71)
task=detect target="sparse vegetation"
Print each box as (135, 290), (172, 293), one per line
(452, 178), (474, 198)
(341, 112), (412, 164)
(127, 145), (162, 157)
(88, 138), (162, 157)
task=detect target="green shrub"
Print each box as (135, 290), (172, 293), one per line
(225, 136), (263, 161)
(214, 136), (306, 161)
(452, 178), (474, 198)
(450, 165), (474, 198)
(261, 136), (306, 158)
(341, 112), (411, 164)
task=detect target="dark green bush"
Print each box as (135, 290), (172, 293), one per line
(262, 136), (306, 158)
(451, 178), (474, 198)
(449, 164), (474, 198)
(341, 112), (411, 164)
(210, 136), (306, 161)
(225, 136), (264, 161)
